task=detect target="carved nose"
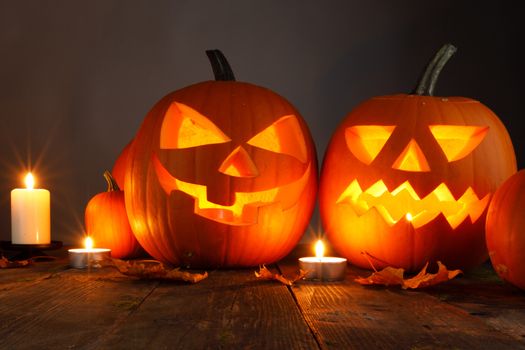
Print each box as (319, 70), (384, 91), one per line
(219, 146), (259, 178)
(392, 139), (430, 172)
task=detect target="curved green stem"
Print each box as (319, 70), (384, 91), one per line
(205, 49), (236, 81)
(413, 43), (457, 96)
(103, 170), (120, 192)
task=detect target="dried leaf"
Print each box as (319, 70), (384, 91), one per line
(99, 258), (208, 283)
(403, 261), (462, 289)
(355, 266), (405, 286)
(355, 261), (462, 289)
(254, 265), (308, 286)
(0, 256), (32, 269)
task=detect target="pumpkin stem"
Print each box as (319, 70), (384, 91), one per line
(413, 43), (457, 96)
(206, 49), (236, 81)
(103, 170), (120, 192)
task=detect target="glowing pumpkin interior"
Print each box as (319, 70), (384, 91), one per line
(341, 124), (491, 228)
(154, 102), (311, 226)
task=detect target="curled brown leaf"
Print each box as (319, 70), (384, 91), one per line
(0, 256), (32, 269)
(355, 261), (462, 289)
(255, 265), (308, 286)
(98, 258), (208, 283)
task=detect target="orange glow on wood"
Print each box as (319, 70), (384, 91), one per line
(345, 125), (396, 164)
(429, 125), (489, 162)
(392, 139), (430, 172)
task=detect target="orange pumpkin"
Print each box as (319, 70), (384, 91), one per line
(112, 140), (133, 188)
(320, 44), (516, 272)
(125, 50), (317, 268)
(486, 170), (525, 290)
(85, 171), (143, 258)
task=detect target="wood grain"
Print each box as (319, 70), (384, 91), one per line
(98, 266), (318, 349)
(279, 257), (525, 350)
(426, 263), (525, 342)
(0, 265), (159, 349)
(2, 246), (525, 349)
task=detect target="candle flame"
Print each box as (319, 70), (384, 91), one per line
(24, 173), (35, 190)
(315, 239), (325, 259)
(84, 237), (94, 250)
(406, 213), (413, 221)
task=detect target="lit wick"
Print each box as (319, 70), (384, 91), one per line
(84, 236), (94, 249)
(25, 172), (35, 189)
(315, 239), (324, 260)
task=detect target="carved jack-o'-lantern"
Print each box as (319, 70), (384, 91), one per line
(320, 44), (517, 272)
(125, 50), (317, 268)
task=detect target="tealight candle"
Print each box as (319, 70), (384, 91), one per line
(68, 237), (111, 269)
(11, 172), (51, 245)
(298, 240), (347, 281)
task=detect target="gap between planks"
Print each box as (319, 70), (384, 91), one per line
(276, 263), (325, 350)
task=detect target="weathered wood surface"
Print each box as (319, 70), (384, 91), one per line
(0, 250), (316, 350)
(281, 246), (525, 349)
(1, 246), (525, 349)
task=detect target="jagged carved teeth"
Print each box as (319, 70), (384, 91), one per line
(336, 180), (491, 229)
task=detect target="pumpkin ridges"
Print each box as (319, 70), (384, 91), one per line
(326, 202), (489, 271)
(123, 50), (317, 268)
(486, 170), (525, 289)
(127, 81), (317, 268)
(127, 125), (175, 264)
(320, 45), (516, 272)
(112, 140), (132, 189)
(456, 100), (517, 195)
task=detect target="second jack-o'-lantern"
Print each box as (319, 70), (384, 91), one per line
(125, 50), (317, 268)
(320, 44), (516, 272)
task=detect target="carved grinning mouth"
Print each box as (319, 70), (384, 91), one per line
(152, 154), (311, 226)
(337, 179), (491, 229)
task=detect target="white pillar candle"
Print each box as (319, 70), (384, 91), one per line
(11, 173), (51, 244)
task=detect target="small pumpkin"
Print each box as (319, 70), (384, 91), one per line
(486, 170), (525, 290)
(320, 44), (517, 272)
(125, 50), (318, 268)
(85, 171), (143, 258)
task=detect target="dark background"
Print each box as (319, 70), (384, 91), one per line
(0, 1), (523, 245)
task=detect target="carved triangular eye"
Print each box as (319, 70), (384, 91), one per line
(247, 115), (307, 163)
(160, 102), (231, 149)
(429, 125), (489, 162)
(345, 125), (396, 164)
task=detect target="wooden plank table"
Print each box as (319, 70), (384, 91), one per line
(1, 246), (525, 349)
